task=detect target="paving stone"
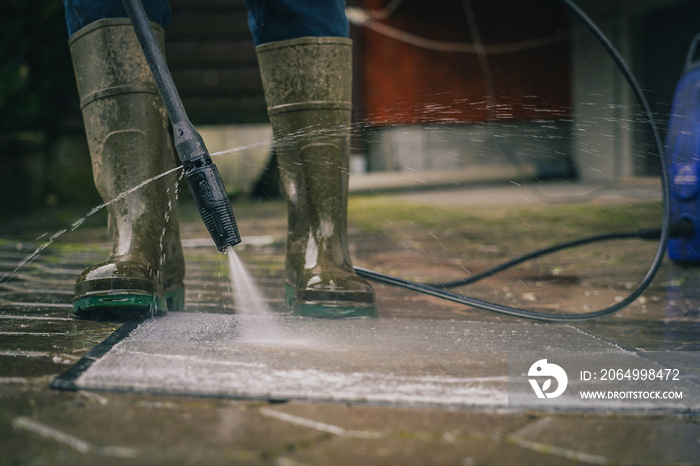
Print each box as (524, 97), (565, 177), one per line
(261, 402), (534, 437)
(507, 415), (700, 464)
(285, 435), (583, 466)
(68, 313), (639, 410)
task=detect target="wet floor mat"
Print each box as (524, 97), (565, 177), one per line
(52, 313), (700, 413)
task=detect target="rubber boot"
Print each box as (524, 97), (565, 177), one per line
(256, 37), (376, 318)
(69, 19), (185, 320)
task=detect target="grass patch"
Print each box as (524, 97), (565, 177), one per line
(348, 194), (663, 240)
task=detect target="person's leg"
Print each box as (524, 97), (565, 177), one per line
(243, 0), (348, 46)
(64, 1), (184, 320)
(63, 0), (170, 36)
(247, 1), (376, 317)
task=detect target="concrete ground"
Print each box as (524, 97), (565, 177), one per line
(1, 180), (699, 465)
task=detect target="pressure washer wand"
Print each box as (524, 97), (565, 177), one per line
(122, 0), (241, 252)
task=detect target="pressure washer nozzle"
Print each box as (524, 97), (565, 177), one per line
(184, 158), (242, 252)
(175, 122), (242, 253)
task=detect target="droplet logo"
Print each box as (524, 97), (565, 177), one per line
(528, 359), (568, 399)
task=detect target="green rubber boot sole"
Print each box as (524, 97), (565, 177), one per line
(73, 285), (184, 322)
(73, 292), (165, 321)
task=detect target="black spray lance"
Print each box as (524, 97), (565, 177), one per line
(122, 0), (241, 252)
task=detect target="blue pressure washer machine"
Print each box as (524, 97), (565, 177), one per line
(666, 33), (700, 263)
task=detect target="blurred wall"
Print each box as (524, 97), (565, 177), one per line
(0, 1), (98, 217)
(570, 0), (697, 182)
(167, 0), (266, 125)
(353, 0), (700, 183)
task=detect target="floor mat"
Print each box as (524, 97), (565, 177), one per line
(52, 312), (699, 412)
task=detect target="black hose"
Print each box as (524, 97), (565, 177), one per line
(424, 229), (663, 290)
(355, 0), (671, 322)
(355, 228), (663, 322)
(122, 0), (242, 252)
(121, 0), (188, 126)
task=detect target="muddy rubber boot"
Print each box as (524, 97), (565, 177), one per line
(256, 37), (376, 318)
(69, 18), (185, 320)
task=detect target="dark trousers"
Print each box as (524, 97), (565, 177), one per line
(63, 0), (349, 44)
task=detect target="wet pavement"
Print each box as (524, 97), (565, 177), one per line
(2, 181), (700, 465)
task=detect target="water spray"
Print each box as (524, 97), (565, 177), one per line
(122, 0), (241, 252)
